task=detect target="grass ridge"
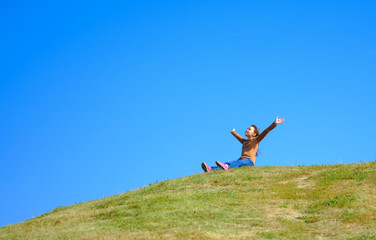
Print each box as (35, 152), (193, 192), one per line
(1, 161), (376, 239)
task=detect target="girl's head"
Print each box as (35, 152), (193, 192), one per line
(245, 125), (259, 138)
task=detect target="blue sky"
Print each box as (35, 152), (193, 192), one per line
(1, 0), (375, 227)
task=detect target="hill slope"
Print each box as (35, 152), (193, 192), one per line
(1, 161), (376, 240)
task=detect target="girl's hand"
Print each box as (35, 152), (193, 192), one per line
(275, 116), (285, 124)
(231, 128), (236, 133)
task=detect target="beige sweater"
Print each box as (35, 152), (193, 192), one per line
(231, 122), (277, 164)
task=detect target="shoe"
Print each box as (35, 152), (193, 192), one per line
(216, 161), (229, 170)
(201, 162), (211, 172)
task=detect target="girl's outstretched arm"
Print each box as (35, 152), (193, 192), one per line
(256, 116), (285, 142)
(231, 128), (245, 143)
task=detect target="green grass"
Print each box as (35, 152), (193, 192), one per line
(1, 161), (376, 239)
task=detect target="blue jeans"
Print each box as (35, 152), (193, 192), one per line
(211, 158), (254, 170)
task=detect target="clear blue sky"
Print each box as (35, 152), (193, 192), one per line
(1, 0), (375, 227)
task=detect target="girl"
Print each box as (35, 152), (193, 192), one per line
(201, 116), (285, 172)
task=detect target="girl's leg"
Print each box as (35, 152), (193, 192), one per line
(226, 158), (254, 169)
(212, 158), (254, 171)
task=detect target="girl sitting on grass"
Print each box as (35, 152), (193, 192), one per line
(201, 116), (285, 172)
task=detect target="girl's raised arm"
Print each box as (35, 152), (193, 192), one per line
(231, 128), (245, 143)
(256, 116), (285, 142)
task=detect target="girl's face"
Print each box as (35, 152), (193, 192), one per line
(245, 126), (256, 138)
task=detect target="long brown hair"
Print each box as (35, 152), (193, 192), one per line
(251, 125), (261, 156)
(251, 125), (260, 136)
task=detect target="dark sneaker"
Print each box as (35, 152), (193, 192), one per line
(216, 161), (229, 170)
(201, 162), (211, 172)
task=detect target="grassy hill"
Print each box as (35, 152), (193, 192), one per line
(1, 161), (376, 240)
